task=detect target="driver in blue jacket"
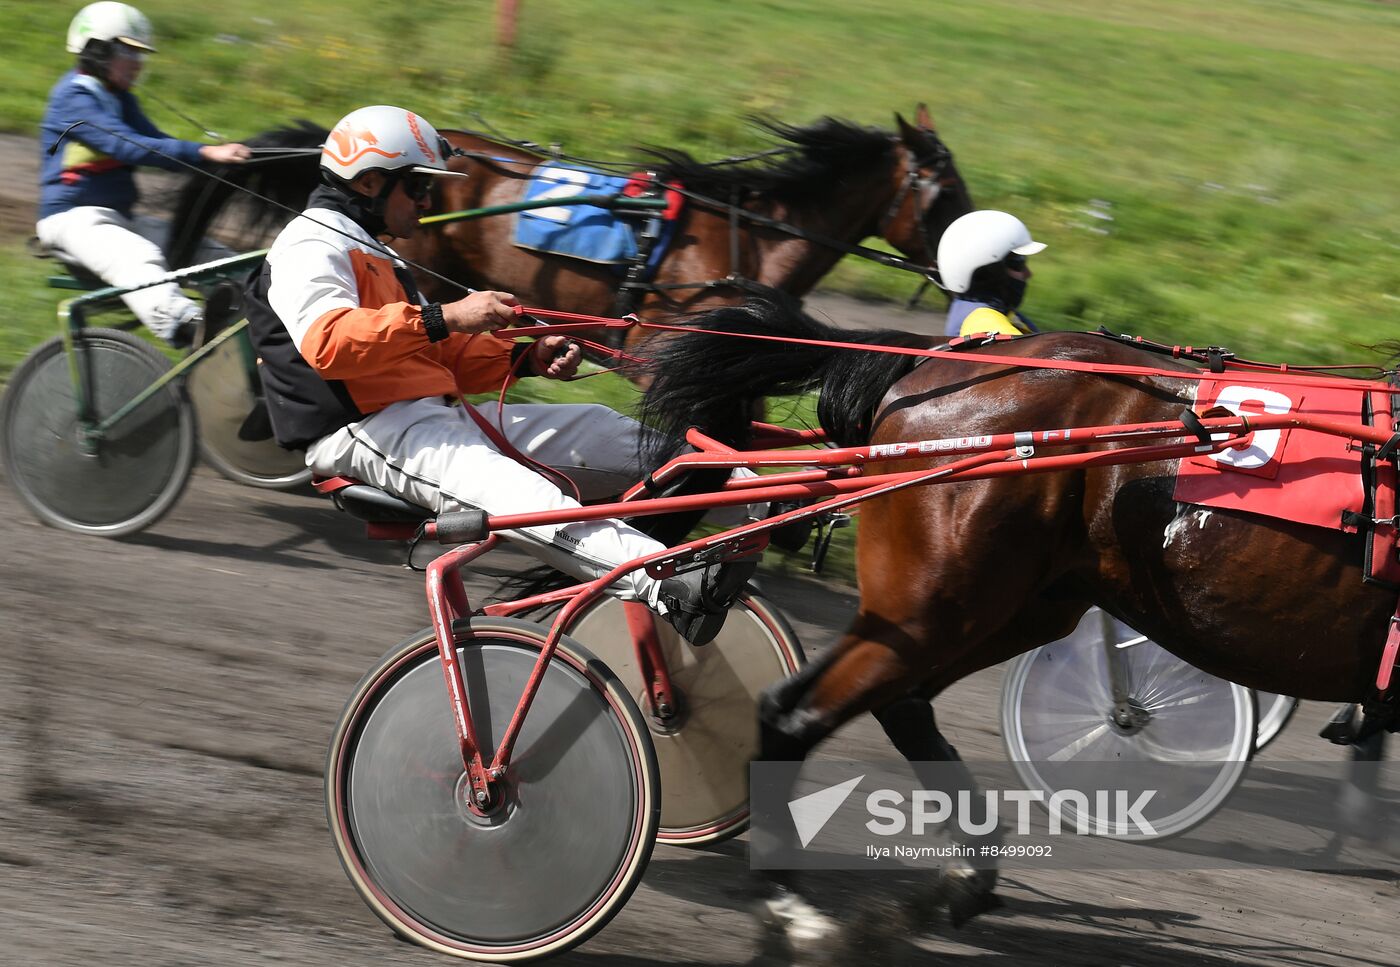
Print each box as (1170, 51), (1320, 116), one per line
(37, 3), (252, 347)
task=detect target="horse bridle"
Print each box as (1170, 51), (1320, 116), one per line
(435, 125), (962, 310)
(620, 133), (960, 311)
(879, 136), (957, 269)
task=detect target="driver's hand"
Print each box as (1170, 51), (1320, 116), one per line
(442, 291), (520, 335)
(530, 335), (581, 379)
(199, 142), (253, 164)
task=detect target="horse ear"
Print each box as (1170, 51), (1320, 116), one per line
(916, 102), (936, 130)
(894, 112), (919, 142)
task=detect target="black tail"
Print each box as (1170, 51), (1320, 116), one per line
(636, 291), (933, 455)
(164, 121), (327, 268)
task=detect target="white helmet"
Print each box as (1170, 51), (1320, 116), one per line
(67, 3), (156, 55)
(320, 105), (466, 183)
(937, 210), (1046, 294)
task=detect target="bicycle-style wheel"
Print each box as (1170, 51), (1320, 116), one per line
(567, 591), (804, 845)
(186, 326), (310, 490)
(326, 617), (659, 963)
(0, 329), (194, 536)
(1000, 607), (1255, 841)
(1253, 692), (1299, 751)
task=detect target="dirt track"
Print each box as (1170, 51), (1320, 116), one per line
(1, 133), (1396, 966)
(2, 468), (1395, 967)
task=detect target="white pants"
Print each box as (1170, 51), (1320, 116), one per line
(35, 208), (233, 342)
(307, 398), (757, 608)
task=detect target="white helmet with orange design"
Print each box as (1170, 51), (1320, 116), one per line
(320, 105), (465, 184)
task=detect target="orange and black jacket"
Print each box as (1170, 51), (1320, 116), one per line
(246, 186), (518, 450)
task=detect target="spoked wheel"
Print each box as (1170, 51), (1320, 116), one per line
(186, 325), (310, 490)
(567, 591), (804, 845)
(327, 617), (659, 962)
(0, 329), (195, 536)
(1000, 607), (1256, 841)
(1253, 691), (1299, 751)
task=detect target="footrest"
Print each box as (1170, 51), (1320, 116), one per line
(333, 484), (434, 523)
(32, 238), (105, 290)
(48, 273), (103, 291)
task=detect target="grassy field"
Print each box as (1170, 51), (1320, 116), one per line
(2, 0), (1395, 581)
(1, 0), (1397, 370)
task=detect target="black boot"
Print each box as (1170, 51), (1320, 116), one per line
(656, 557), (758, 645)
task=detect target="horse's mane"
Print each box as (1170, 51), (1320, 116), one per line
(641, 117), (896, 203)
(161, 116), (904, 264)
(164, 120), (327, 267)
(636, 292), (930, 453)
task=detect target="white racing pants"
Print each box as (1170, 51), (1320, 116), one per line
(306, 397), (759, 609)
(35, 207), (234, 342)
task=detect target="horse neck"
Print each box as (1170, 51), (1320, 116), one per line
(743, 163), (900, 294)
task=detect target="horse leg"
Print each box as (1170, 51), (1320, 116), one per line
(871, 693), (1004, 927)
(753, 615), (1004, 955)
(1331, 712), (1390, 852)
(750, 624), (917, 954)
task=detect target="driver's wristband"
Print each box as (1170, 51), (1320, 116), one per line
(422, 302), (449, 343)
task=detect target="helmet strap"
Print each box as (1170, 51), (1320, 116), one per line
(319, 170), (390, 237)
(77, 41), (114, 83)
(371, 171), (402, 212)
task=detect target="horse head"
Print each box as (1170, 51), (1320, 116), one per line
(881, 104), (975, 274)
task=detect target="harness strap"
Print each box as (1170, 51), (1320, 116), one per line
(1378, 431), (1400, 463)
(1179, 408), (1213, 445)
(462, 394), (583, 503)
(1378, 607), (1400, 692)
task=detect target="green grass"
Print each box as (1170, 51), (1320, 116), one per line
(6, 0), (1397, 581)
(2, 0), (1396, 367)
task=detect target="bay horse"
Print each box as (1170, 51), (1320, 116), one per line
(636, 295), (1398, 934)
(165, 108), (973, 330)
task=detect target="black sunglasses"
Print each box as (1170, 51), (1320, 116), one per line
(400, 173), (434, 202)
(1003, 253), (1028, 270)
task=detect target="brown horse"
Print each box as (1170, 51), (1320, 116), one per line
(637, 296), (1398, 930)
(167, 108), (973, 330)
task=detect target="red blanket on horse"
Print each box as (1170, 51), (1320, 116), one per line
(1173, 378), (1399, 584)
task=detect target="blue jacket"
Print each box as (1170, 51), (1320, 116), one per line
(38, 69), (204, 220)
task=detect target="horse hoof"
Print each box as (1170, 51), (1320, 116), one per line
(944, 875), (1003, 928)
(752, 885), (841, 961)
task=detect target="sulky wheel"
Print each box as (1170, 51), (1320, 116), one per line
(0, 329), (194, 536)
(1000, 606), (1255, 842)
(185, 324), (310, 490)
(326, 617), (659, 962)
(566, 591), (804, 845)
(1253, 691), (1299, 751)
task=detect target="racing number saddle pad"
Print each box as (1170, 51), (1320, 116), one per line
(1172, 378), (1389, 534)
